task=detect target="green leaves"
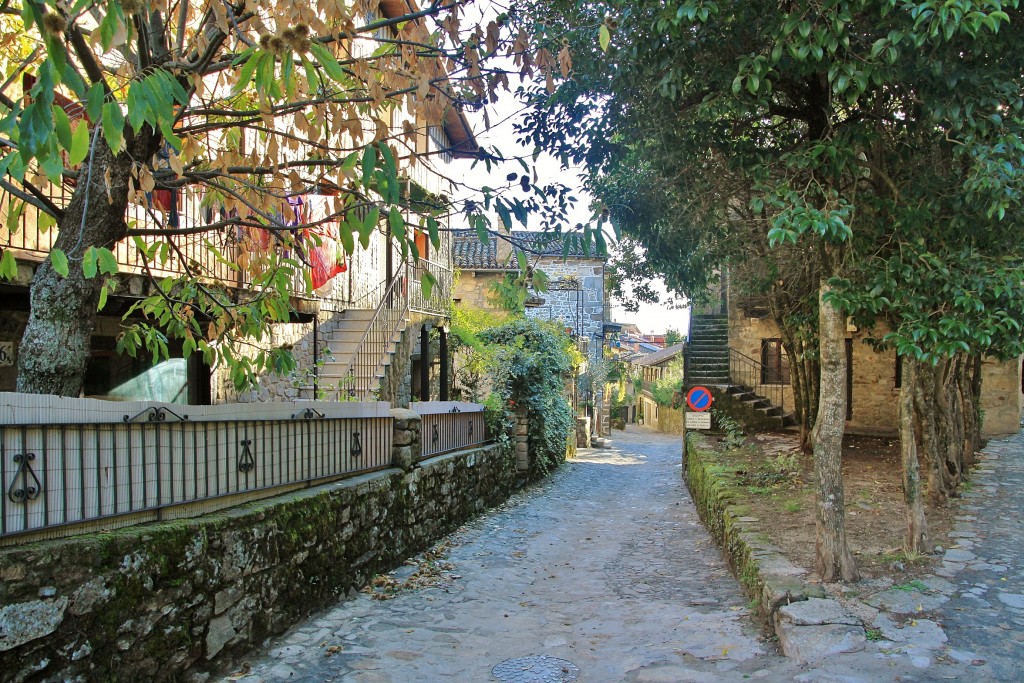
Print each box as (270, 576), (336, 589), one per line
(102, 101), (125, 154)
(50, 248), (69, 277)
(69, 121), (91, 165)
(82, 247), (119, 278)
(0, 250), (17, 280)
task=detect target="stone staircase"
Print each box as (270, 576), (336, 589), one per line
(724, 384), (797, 427)
(687, 315), (730, 385)
(299, 309), (407, 400)
(687, 314), (795, 428)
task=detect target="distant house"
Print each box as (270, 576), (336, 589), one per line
(452, 229), (609, 432)
(632, 342), (685, 434)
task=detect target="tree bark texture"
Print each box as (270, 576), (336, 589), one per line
(17, 135), (147, 396)
(812, 278), (858, 582)
(913, 355), (978, 506)
(898, 357), (928, 552)
(914, 364), (944, 506)
(960, 356), (982, 468)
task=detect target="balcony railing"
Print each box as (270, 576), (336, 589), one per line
(0, 393), (392, 544)
(1, 185), (454, 318)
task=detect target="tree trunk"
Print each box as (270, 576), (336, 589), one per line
(17, 139), (141, 395)
(914, 362), (944, 506)
(943, 355), (965, 494)
(812, 278), (858, 582)
(960, 355), (982, 467)
(899, 356), (928, 552)
(933, 358), (961, 500)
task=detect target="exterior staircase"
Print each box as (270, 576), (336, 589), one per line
(723, 382), (797, 427)
(686, 314), (796, 428)
(313, 310), (407, 400)
(298, 272), (411, 401)
(687, 315), (730, 385)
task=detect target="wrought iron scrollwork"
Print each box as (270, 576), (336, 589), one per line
(448, 406), (462, 414)
(468, 420), (473, 439)
(7, 453), (42, 504)
(238, 440), (256, 473)
(123, 406), (189, 423)
(432, 423), (440, 446)
(291, 407), (325, 420)
(351, 431), (362, 458)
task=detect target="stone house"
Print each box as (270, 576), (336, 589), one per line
(452, 229), (610, 432)
(688, 285), (1024, 437)
(0, 4), (479, 409)
(633, 342), (685, 434)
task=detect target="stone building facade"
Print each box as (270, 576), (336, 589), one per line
(452, 230), (609, 433)
(727, 300), (1024, 437)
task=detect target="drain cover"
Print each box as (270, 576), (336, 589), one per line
(491, 655), (580, 683)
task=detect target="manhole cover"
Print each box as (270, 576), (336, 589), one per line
(491, 655), (580, 683)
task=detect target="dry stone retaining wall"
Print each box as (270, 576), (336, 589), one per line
(0, 437), (514, 683)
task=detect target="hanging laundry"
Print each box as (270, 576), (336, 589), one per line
(305, 195), (347, 290)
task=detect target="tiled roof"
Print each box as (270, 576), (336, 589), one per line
(512, 230), (605, 259)
(452, 229), (607, 270)
(637, 342), (686, 367)
(451, 230), (508, 270)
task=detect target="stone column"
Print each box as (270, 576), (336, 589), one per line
(391, 408), (421, 471)
(514, 407), (529, 473)
(575, 416), (591, 448)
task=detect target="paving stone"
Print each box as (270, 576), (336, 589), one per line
(775, 599), (860, 627)
(775, 623), (865, 662)
(214, 427), (971, 683)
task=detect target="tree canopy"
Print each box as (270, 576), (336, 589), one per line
(0, 0), (602, 395)
(517, 0), (1024, 578)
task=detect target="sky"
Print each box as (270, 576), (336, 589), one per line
(455, 61), (689, 337)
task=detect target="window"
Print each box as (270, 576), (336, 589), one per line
(760, 339), (790, 384)
(846, 338), (853, 420)
(428, 125), (453, 164)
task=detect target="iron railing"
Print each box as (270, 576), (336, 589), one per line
(728, 348), (786, 412)
(412, 402), (489, 459)
(410, 257), (453, 316)
(335, 269), (410, 401)
(1, 183), (243, 284)
(0, 394), (392, 543)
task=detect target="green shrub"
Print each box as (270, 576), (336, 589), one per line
(476, 318), (581, 475)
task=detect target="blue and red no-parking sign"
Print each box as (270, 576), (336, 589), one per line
(686, 386), (713, 412)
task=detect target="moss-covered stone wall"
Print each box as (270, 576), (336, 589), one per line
(0, 442), (515, 683)
(683, 433), (823, 629)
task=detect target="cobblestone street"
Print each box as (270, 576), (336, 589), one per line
(931, 430), (1024, 681)
(220, 427), (1000, 682)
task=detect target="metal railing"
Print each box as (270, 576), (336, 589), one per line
(1, 183), (243, 285)
(410, 257), (453, 316)
(0, 394), (393, 543)
(728, 348), (786, 413)
(412, 402), (489, 459)
(335, 269), (410, 401)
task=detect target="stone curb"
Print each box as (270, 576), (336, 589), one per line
(683, 433), (867, 661)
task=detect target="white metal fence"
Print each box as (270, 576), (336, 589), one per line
(0, 394), (393, 544)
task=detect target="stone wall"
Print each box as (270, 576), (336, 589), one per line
(683, 432), (826, 628)
(452, 270), (508, 311)
(525, 257), (605, 369)
(729, 313), (1024, 437)
(0, 431), (515, 682)
(980, 356), (1024, 436)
